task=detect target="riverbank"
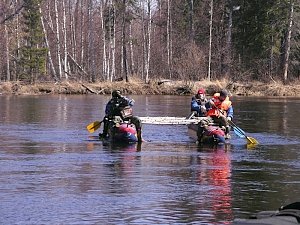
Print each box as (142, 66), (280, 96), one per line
(0, 79), (299, 96)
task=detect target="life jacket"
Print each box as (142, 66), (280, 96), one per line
(207, 93), (232, 117)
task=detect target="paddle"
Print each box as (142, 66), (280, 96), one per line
(233, 126), (245, 138)
(209, 102), (259, 145)
(186, 111), (196, 119)
(228, 119), (259, 145)
(86, 120), (102, 133)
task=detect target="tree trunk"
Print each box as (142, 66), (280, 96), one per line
(4, 20), (10, 81)
(167, 0), (172, 79)
(69, 0), (76, 63)
(112, 0), (116, 81)
(88, 0), (95, 82)
(13, 0), (20, 81)
(208, 0), (213, 81)
(227, 0), (232, 75)
(100, 0), (108, 80)
(79, 0), (85, 70)
(145, 0), (152, 83)
(129, 22), (135, 75)
(141, 0), (145, 80)
(62, 0), (69, 80)
(122, 0), (128, 82)
(283, 0), (294, 83)
(188, 0), (194, 41)
(39, 6), (58, 81)
(108, 1), (112, 81)
(47, 1), (54, 30)
(54, 0), (62, 80)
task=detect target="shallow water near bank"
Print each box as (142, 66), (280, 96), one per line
(0, 95), (300, 224)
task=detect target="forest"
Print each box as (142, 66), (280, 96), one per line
(0, 0), (299, 85)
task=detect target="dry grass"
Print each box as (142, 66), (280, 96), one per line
(0, 79), (299, 96)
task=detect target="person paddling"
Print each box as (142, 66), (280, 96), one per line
(191, 88), (208, 117)
(206, 89), (234, 139)
(99, 90), (143, 142)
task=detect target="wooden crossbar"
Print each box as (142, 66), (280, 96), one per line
(139, 116), (209, 125)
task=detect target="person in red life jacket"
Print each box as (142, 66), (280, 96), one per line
(191, 88), (208, 117)
(206, 89), (233, 139)
(99, 90), (143, 142)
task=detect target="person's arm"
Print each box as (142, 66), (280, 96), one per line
(127, 97), (135, 106)
(105, 101), (112, 115)
(226, 106), (234, 119)
(119, 96), (135, 107)
(205, 100), (212, 110)
(191, 99), (200, 113)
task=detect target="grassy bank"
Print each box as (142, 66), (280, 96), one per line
(0, 79), (299, 97)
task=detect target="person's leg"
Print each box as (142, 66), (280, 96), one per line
(197, 125), (205, 143)
(219, 115), (231, 139)
(130, 116), (142, 142)
(99, 117), (109, 138)
(211, 116), (230, 139)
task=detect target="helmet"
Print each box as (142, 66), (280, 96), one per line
(112, 90), (121, 98)
(220, 89), (228, 97)
(197, 88), (205, 95)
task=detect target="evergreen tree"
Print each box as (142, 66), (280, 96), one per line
(20, 0), (47, 83)
(233, 0), (290, 79)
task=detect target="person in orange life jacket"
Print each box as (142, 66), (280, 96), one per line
(191, 88), (208, 117)
(99, 90), (142, 142)
(206, 89), (233, 139)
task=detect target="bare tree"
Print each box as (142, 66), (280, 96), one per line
(121, 0), (128, 82)
(79, 0), (85, 69)
(188, 0), (194, 41)
(208, 0), (213, 81)
(145, 0), (152, 83)
(62, 0), (69, 80)
(39, 5), (57, 80)
(54, 0), (62, 80)
(283, 0), (294, 83)
(69, 0), (76, 61)
(87, 0), (96, 82)
(129, 21), (135, 75)
(4, 20), (10, 81)
(100, 0), (108, 80)
(167, 0), (173, 79)
(141, 0), (145, 80)
(111, 0), (116, 81)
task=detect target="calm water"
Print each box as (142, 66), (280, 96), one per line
(0, 95), (299, 224)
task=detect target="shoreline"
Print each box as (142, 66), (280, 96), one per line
(0, 80), (299, 97)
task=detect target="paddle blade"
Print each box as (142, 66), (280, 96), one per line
(246, 136), (259, 145)
(230, 120), (259, 145)
(86, 121), (101, 133)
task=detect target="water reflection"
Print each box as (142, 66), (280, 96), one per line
(197, 145), (233, 224)
(83, 136), (235, 223)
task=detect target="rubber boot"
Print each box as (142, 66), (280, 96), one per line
(225, 126), (231, 139)
(99, 120), (109, 138)
(137, 129), (142, 143)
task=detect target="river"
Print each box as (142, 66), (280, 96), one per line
(0, 95), (299, 224)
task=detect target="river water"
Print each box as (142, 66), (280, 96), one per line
(0, 95), (299, 224)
